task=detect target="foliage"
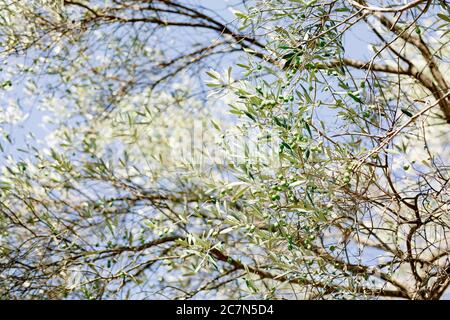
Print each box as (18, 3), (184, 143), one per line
(0, 0), (449, 299)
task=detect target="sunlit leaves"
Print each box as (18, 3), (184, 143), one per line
(0, 0), (448, 301)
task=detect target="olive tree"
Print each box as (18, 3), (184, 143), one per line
(0, 0), (448, 300)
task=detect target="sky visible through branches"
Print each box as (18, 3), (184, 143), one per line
(0, 0), (448, 300)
